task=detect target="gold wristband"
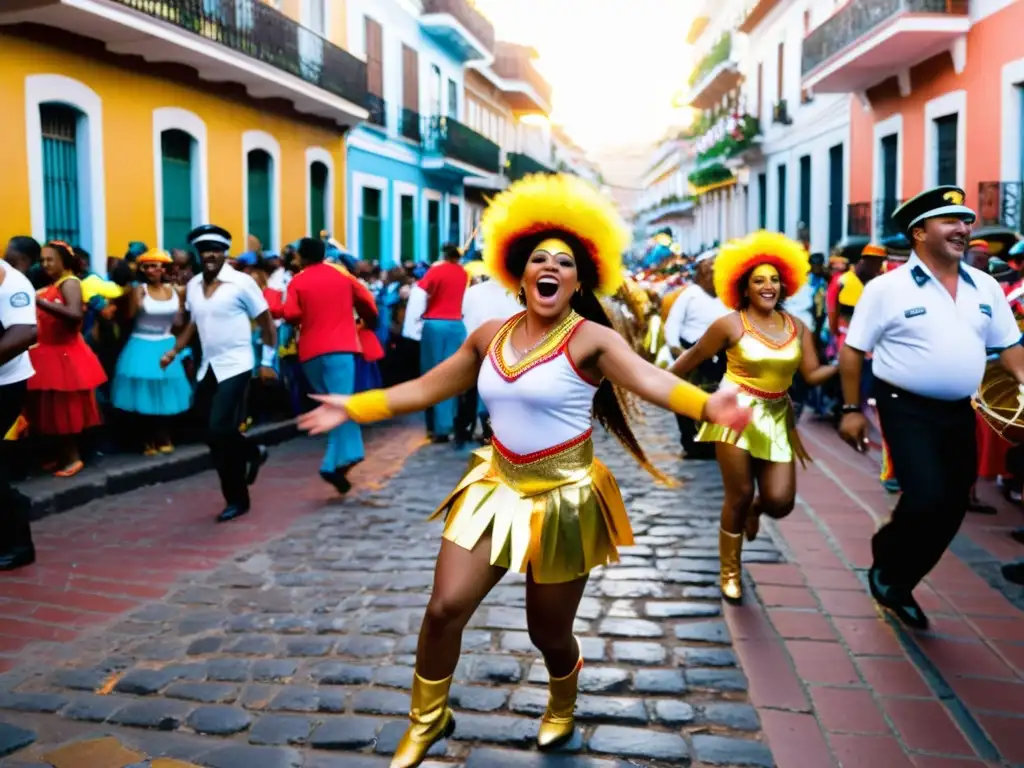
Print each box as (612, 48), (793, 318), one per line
(668, 382), (710, 421)
(343, 390), (393, 424)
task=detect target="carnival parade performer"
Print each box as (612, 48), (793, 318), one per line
(298, 174), (751, 768)
(669, 231), (838, 603)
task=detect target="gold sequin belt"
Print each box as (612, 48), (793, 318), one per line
(490, 430), (595, 497)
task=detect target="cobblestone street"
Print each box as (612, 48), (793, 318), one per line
(1, 408), (1023, 767)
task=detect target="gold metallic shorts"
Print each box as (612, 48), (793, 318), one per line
(430, 430), (633, 584)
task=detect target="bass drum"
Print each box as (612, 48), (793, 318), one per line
(974, 361), (1024, 445)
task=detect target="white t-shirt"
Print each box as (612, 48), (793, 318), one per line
(845, 253), (1021, 400)
(0, 260), (36, 386)
(402, 285), (428, 342)
(664, 283), (730, 347)
(462, 279), (521, 335)
(186, 264), (269, 382)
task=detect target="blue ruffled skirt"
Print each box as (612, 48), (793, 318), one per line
(111, 335), (193, 416)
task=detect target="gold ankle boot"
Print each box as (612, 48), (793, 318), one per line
(390, 672), (455, 768)
(719, 528), (744, 603)
(537, 651), (583, 749)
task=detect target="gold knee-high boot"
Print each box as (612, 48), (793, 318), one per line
(719, 528), (744, 602)
(390, 672), (456, 768)
(537, 649), (583, 749)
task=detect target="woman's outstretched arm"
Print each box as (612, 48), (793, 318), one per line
(667, 314), (733, 378)
(794, 316), (838, 386)
(577, 322), (750, 432)
(298, 320), (500, 434)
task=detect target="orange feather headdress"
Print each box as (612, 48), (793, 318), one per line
(481, 173), (629, 297)
(713, 230), (810, 311)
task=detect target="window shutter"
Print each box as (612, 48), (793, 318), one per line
(40, 104), (81, 246)
(365, 17), (383, 97)
(161, 130), (194, 251)
(247, 150), (273, 249)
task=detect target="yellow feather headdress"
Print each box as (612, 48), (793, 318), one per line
(713, 231), (810, 311)
(481, 174), (629, 297)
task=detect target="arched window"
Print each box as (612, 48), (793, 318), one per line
(309, 161), (329, 237)
(247, 149), (273, 250)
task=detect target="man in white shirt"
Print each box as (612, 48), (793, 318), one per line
(455, 273), (522, 444)
(162, 225), (277, 522)
(663, 251), (729, 458)
(0, 258), (38, 570)
(839, 186), (1024, 629)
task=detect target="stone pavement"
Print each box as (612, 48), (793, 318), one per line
(0, 407), (1021, 767)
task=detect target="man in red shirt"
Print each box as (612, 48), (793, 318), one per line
(418, 243), (468, 442)
(280, 238), (379, 492)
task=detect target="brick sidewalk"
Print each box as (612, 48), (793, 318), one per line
(738, 418), (1024, 767)
(0, 421), (426, 674)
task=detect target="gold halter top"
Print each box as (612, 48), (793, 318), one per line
(725, 311), (803, 398)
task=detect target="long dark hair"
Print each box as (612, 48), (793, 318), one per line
(507, 230), (668, 482)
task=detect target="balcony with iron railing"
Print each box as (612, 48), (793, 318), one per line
(978, 181), (1023, 232)
(366, 94), (387, 129)
(490, 42), (553, 113)
(686, 32), (740, 110)
(400, 108), (422, 143)
(506, 152), (553, 181)
(4, 0), (369, 126)
(874, 197), (904, 238)
(419, 0), (495, 62)
(422, 116), (501, 176)
(848, 202), (872, 236)
(802, 0), (970, 94)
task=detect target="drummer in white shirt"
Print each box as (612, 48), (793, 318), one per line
(839, 186), (1024, 629)
(664, 250), (729, 458)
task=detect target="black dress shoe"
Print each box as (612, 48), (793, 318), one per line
(868, 566), (929, 630)
(0, 544), (35, 571)
(216, 505), (250, 523)
(1010, 528), (1024, 545)
(246, 446), (269, 485)
(967, 499), (997, 515)
(1002, 560), (1024, 585)
(319, 469), (352, 495)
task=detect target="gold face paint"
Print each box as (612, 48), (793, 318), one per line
(751, 263), (779, 281)
(532, 238), (574, 259)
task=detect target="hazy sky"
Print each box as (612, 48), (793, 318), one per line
(475, 0), (696, 154)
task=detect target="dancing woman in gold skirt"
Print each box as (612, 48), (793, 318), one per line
(670, 231), (837, 603)
(299, 174), (751, 767)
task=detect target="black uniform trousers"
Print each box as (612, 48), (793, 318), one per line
(195, 370), (259, 510)
(676, 339), (726, 456)
(0, 381), (30, 514)
(871, 378), (976, 592)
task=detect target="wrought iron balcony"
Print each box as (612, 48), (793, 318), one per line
(506, 152), (552, 181)
(400, 108), (422, 143)
(848, 202), (871, 236)
(802, 0), (969, 91)
(423, 116), (501, 175)
(978, 181), (1023, 233)
(874, 197), (904, 238)
(366, 94), (387, 128)
(420, 0), (495, 61)
(109, 0), (368, 113)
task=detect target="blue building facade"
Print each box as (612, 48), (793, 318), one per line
(344, 0), (502, 268)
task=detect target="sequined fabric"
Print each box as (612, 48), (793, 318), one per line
(430, 434), (632, 584)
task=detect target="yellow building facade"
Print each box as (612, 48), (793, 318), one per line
(0, 0), (367, 272)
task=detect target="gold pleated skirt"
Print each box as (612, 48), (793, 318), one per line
(696, 386), (810, 465)
(429, 430), (633, 584)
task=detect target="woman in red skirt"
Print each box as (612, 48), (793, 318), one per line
(26, 241), (107, 477)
